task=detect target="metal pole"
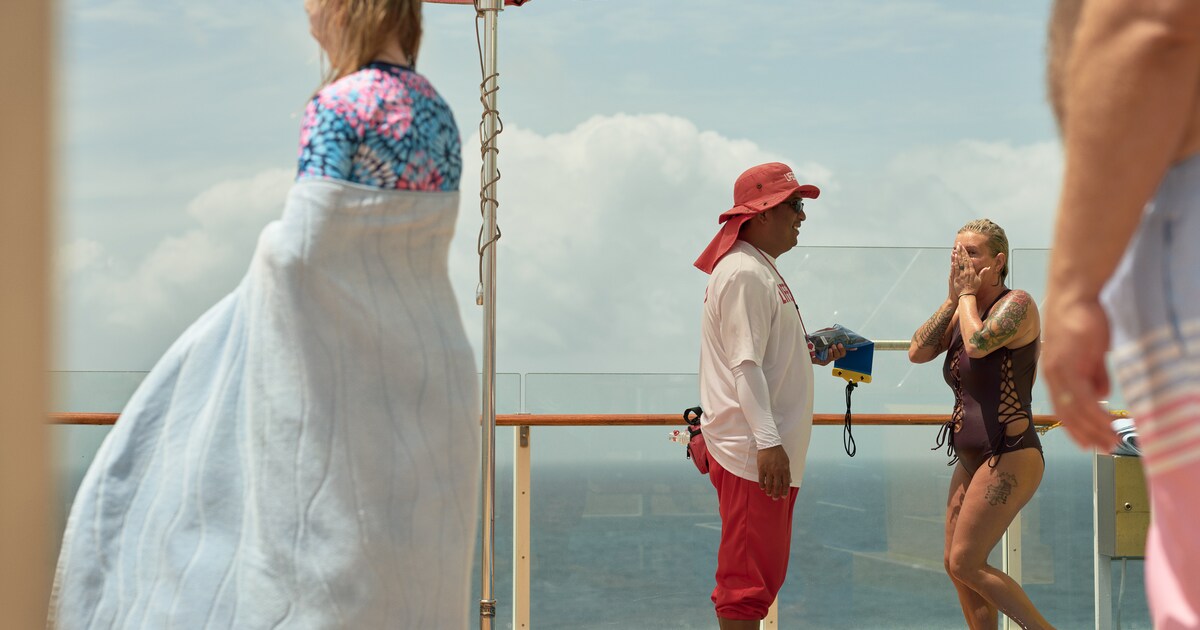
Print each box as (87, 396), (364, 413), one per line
(478, 0), (501, 628)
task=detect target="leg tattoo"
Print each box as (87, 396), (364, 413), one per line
(985, 472), (1017, 506)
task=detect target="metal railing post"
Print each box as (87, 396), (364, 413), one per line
(1094, 453), (1112, 630)
(1001, 516), (1024, 630)
(514, 426), (531, 628)
(763, 599), (779, 628)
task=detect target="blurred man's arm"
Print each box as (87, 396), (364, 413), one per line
(1052, 0), (1200, 298)
(1044, 0), (1200, 449)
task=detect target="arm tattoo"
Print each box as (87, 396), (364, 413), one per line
(969, 291), (1032, 352)
(985, 472), (1018, 506)
(913, 302), (955, 349)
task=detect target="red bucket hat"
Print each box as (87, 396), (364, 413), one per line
(693, 162), (821, 274)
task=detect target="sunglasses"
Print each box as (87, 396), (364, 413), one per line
(782, 198), (805, 214)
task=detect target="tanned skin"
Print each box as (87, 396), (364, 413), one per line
(908, 230), (1052, 630)
(968, 291), (1033, 355)
(912, 302), (955, 353)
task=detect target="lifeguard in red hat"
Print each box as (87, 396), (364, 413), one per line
(694, 161), (820, 274)
(694, 162), (844, 627)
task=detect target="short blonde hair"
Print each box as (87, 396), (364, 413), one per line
(315, 0), (423, 84)
(958, 218), (1010, 281)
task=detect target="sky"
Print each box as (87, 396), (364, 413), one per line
(55, 0), (1067, 418)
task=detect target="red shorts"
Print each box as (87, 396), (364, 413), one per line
(709, 456), (799, 620)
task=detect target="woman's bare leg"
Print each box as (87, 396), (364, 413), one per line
(947, 448), (1054, 629)
(945, 461), (998, 629)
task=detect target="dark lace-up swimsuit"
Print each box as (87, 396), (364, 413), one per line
(934, 289), (1043, 470)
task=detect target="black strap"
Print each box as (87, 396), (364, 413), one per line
(844, 381), (857, 457)
(683, 406), (703, 461)
(932, 420), (960, 466)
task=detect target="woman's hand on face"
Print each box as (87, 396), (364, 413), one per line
(951, 244), (986, 298)
(946, 249), (957, 301)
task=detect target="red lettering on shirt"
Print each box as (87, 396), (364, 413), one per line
(777, 284), (794, 305)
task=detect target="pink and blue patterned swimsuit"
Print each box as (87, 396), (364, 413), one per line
(298, 61), (462, 191)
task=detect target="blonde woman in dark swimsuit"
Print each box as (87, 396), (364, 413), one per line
(908, 219), (1054, 630)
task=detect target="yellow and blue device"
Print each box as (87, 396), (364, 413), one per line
(808, 325), (875, 457)
(831, 338), (874, 384)
(809, 324), (875, 380)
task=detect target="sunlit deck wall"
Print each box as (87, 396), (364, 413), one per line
(2, 0), (53, 627)
(50, 247), (1152, 629)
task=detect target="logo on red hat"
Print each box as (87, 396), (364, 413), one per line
(784, 172), (796, 182)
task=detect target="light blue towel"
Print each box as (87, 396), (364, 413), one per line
(52, 179), (481, 629)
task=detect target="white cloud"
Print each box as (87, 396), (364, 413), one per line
(185, 168), (297, 232)
(63, 169), (292, 363)
(447, 115), (1061, 375)
(449, 113), (835, 374)
(60, 114), (1061, 376)
(833, 139), (1063, 249)
(59, 238), (105, 276)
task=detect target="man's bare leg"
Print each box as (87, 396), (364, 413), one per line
(717, 616), (761, 630)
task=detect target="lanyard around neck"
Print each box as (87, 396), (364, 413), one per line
(750, 245), (809, 339)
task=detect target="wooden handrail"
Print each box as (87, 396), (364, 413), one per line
(52, 413), (121, 426)
(48, 412), (1060, 427)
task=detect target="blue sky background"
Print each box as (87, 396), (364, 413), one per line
(57, 0), (1064, 401)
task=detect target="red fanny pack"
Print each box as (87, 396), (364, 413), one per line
(683, 406), (710, 474)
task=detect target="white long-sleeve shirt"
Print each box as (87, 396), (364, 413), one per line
(698, 240), (816, 486)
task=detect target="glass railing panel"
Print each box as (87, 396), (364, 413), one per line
(494, 372), (523, 417)
(1009, 248), (1047, 297)
(523, 372), (699, 414)
(783, 246), (955, 344)
(1103, 558), (1151, 629)
(764, 246), (1063, 413)
(784, 425), (969, 628)
(1012, 248), (1128, 413)
(523, 372), (699, 466)
(506, 423), (982, 628)
(53, 370), (147, 413)
(514, 370), (1150, 627)
(508, 421), (1154, 628)
(779, 246), (1128, 416)
(49, 371), (136, 534)
(50, 370), (523, 415)
(518, 446), (719, 628)
(1020, 429), (1151, 628)
(1006, 248), (1057, 414)
(1020, 428), (1094, 628)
